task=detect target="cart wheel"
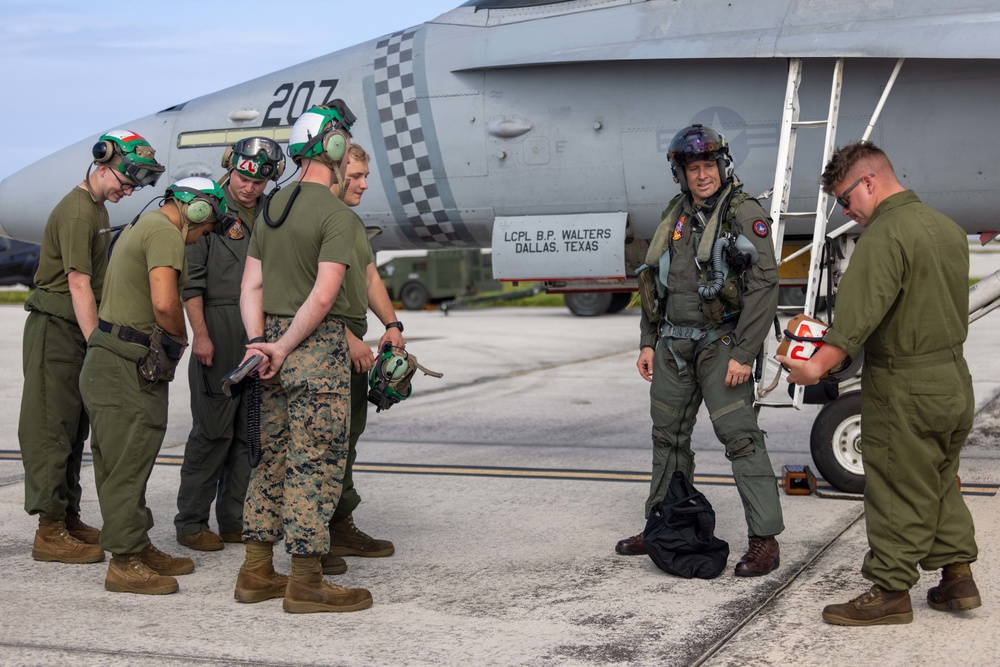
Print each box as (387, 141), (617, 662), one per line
(400, 282), (430, 311)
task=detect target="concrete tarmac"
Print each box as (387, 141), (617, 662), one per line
(0, 301), (998, 667)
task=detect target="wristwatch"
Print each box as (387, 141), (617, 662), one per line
(385, 321), (404, 333)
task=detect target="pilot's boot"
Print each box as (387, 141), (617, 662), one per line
(282, 555), (373, 613)
(139, 543), (195, 576)
(734, 536), (780, 577)
(822, 584), (913, 626)
(329, 514), (395, 558)
(235, 540), (288, 603)
(65, 512), (101, 545)
(927, 563), (982, 611)
(615, 532), (647, 555)
(32, 516), (105, 564)
(105, 553), (178, 595)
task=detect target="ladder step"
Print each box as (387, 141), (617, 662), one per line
(778, 211), (815, 219)
(791, 119), (829, 128)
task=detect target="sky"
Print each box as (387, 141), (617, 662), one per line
(0, 0), (463, 183)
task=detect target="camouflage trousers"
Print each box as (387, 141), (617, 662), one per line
(242, 315), (351, 555)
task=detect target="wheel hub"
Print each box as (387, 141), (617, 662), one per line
(832, 414), (864, 476)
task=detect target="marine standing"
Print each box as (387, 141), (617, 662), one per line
(618, 124), (784, 576)
(779, 141), (980, 625)
(233, 102), (373, 613)
(320, 143), (403, 577)
(174, 137), (285, 552)
(19, 131), (163, 564)
(80, 177), (229, 595)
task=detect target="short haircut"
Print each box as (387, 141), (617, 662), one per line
(348, 144), (371, 165)
(820, 141), (894, 194)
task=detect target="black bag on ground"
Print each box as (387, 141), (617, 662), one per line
(643, 471), (730, 579)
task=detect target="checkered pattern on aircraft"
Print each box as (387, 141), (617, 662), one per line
(374, 29), (468, 246)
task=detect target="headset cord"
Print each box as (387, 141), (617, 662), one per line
(247, 376), (262, 468)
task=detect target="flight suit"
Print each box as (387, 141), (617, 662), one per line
(823, 190), (977, 592)
(174, 192), (257, 540)
(19, 187), (108, 522)
(640, 184), (784, 538)
(80, 210), (186, 555)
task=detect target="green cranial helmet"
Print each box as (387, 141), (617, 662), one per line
(287, 100), (357, 164)
(92, 130), (165, 188)
(224, 137), (285, 181)
(165, 177), (232, 225)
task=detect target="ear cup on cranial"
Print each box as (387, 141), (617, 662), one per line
(323, 131), (347, 162)
(185, 199), (213, 224)
(92, 140), (116, 164)
(220, 146), (234, 170)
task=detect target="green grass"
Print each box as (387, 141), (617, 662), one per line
(469, 283), (565, 308)
(0, 289), (30, 304)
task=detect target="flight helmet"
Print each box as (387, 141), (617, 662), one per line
(287, 100), (357, 166)
(222, 136), (285, 181)
(667, 124), (734, 193)
(92, 130), (165, 188)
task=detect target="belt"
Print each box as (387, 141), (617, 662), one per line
(865, 345), (962, 370)
(97, 319), (150, 347)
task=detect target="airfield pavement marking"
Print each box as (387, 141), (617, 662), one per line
(1, 449), (996, 496)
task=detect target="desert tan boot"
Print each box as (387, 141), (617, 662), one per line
(822, 584), (913, 626)
(928, 563), (982, 611)
(321, 553), (348, 575)
(105, 553), (178, 595)
(65, 513), (101, 545)
(329, 514), (395, 558)
(177, 529), (224, 552)
(139, 543), (195, 576)
(235, 563), (289, 603)
(32, 517), (104, 564)
(283, 572), (373, 613)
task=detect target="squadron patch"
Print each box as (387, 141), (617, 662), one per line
(752, 219), (769, 238)
(672, 217), (685, 241)
(227, 219), (245, 240)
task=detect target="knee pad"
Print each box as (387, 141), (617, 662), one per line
(725, 437), (756, 461)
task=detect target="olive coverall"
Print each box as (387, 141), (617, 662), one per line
(823, 190), (977, 592)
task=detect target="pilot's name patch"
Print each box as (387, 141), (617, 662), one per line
(753, 219), (769, 238)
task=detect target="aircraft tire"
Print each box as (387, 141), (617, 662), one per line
(809, 391), (866, 494)
(400, 281), (430, 311)
(564, 292), (613, 317)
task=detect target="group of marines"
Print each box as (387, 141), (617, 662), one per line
(20, 101), (396, 613)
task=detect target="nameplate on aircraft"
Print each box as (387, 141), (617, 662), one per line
(492, 213), (627, 280)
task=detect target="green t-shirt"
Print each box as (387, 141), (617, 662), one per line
(34, 186), (110, 300)
(332, 215), (375, 338)
(248, 182), (358, 317)
(99, 210), (186, 335)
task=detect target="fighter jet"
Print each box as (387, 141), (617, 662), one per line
(2, 0), (999, 491)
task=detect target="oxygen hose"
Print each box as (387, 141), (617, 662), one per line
(698, 237), (729, 300)
(247, 377), (262, 467)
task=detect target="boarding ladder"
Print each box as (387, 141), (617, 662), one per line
(756, 57), (905, 409)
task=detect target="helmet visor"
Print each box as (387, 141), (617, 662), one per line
(120, 154), (165, 188)
(233, 137), (283, 163)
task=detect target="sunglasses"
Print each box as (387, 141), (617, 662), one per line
(836, 174), (874, 209)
